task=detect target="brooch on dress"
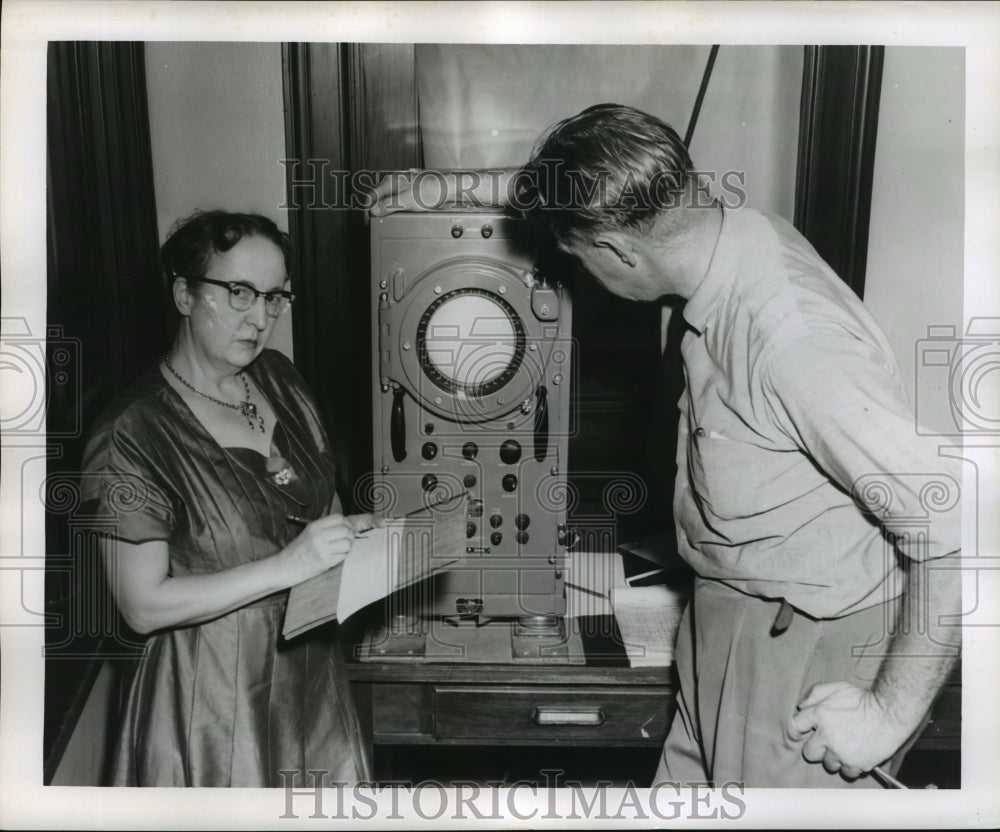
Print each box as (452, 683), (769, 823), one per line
(266, 455), (296, 486)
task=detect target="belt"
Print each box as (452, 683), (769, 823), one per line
(770, 598), (795, 636)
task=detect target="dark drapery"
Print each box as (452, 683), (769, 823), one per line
(45, 40), (167, 783)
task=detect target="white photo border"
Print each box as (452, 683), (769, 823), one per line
(1, 1), (998, 829)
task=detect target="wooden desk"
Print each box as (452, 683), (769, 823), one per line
(347, 655), (673, 745)
(343, 613), (675, 783)
(341, 549), (677, 781)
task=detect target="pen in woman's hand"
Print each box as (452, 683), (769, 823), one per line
(286, 514), (370, 537)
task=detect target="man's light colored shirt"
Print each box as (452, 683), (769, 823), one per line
(675, 207), (961, 618)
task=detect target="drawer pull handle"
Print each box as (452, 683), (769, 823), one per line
(531, 706), (605, 726)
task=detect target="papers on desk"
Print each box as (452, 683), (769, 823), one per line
(282, 509), (467, 640)
(564, 550), (624, 618)
(610, 583), (689, 667)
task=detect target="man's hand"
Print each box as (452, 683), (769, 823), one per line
(368, 169), (428, 217)
(790, 681), (914, 779)
(367, 167), (518, 218)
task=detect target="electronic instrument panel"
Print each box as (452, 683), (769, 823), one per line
(370, 211), (573, 619)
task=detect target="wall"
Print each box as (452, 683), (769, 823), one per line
(144, 42), (293, 357)
(864, 47), (965, 434)
(416, 44), (803, 221)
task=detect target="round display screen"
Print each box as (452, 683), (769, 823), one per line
(417, 289), (525, 397)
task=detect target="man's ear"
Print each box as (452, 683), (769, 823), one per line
(592, 231), (637, 267)
(172, 277), (195, 316)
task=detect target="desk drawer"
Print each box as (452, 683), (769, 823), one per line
(434, 686), (673, 744)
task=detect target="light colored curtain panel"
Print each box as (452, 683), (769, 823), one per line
(415, 44), (802, 221)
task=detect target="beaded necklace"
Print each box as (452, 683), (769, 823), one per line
(163, 353), (265, 433)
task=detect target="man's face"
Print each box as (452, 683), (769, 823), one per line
(558, 235), (665, 302)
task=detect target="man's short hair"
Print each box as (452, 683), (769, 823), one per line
(516, 103), (693, 246)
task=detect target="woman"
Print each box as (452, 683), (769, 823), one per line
(82, 210), (371, 786)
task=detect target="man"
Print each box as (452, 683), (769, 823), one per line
(370, 103), (962, 788)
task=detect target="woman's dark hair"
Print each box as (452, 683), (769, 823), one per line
(160, 210), (294, 286)
(516, 103), (693, 246)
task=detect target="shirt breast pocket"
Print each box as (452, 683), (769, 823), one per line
(688, 427), (765, 521)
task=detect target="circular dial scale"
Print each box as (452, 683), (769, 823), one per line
(417, 288), (526, 398)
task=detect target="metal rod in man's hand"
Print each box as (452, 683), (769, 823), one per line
(872, 765), (908, 789)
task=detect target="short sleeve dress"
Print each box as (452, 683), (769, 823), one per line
(81, 349), (370, 787)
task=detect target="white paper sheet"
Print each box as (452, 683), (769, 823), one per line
(610, 584), (689, 667)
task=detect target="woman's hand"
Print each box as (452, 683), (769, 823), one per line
(101, 513), (377, 634)
(280, 513), (357, 584)
(345, 513), (386, 535)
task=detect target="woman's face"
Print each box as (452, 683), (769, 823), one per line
(182, 234), (289, 370)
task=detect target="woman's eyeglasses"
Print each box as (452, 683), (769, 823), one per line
(181, 276), (295, 317)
